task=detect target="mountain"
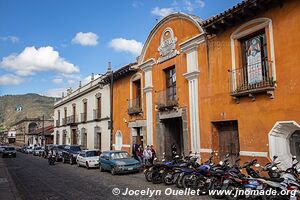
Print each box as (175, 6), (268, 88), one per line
(0, 93), (57, 128)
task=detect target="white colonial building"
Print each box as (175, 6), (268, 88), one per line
(53, 73), (111, 151)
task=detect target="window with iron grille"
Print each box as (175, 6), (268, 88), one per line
(165, 67), (176, 101)
(241, 31), (268, 85)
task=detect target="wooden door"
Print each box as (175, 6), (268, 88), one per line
(216, 121), (240, 165)
(72, 129), (77, 145)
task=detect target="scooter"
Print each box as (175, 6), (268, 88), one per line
(48, 154), (56, 165)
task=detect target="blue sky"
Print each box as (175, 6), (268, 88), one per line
(0, 0), (241, 97)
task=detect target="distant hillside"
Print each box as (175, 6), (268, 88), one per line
(0, 93), (57, 128)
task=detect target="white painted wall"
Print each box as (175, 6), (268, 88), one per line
(53, 76), (111, 151)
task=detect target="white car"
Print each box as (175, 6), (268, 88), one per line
(25, 146), (34, 154)
(76, 150), (100, 169)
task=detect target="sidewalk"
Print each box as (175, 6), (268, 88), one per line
(0, 156), (21, 200)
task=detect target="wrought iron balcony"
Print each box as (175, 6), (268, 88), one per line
(56, 120), (60, 127)
(81, 113), (87, 123)
(229, 61), (275, 100)
(155, 89), (179, 111)
(66, 115), (78, 125)
(127, 97), (142, 115)
(93, 109), (101, 120)
(61, 118), (67, 126)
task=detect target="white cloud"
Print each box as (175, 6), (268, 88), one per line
(72, 32), (98, 46)
(0, 46), (80, 76)
(0, 74), (24, 86)
(45, 87), (67, 98)
(195, 0), (205, 8)
(109, 38), (143, 56)
(52, 78), (63, 84)
(67, 79), (76, 85)
(151, 7), (174, 18)
(184, 0), (205, 11)
(0, 36), (19, 43)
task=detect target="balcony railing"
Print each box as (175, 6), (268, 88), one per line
(66, 115), (78, 125)
(61, 118), (67, 126)
(155, 89), (179, 111)
(230, 61), (275, 98)
(93, 109), (101, 120)
(81, 113), (87, 123)
(127, 97), (142, 115)
(56, 120), (60, 127)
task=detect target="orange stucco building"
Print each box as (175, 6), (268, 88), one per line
(112, 0), (300, 167)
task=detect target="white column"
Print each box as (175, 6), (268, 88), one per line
(180, 34), (204, 154)
(140, 59), (156, 146)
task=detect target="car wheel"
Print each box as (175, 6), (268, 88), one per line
(69, 157), (73, 165)
(111, 167), (117, 175)
(99, 165), (104, 172)
(86, 162), (89, 169)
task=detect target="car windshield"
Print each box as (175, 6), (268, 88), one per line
(111, 152), (130, 159)
(35, 147), (42, 150)
(70, 146), (81, 152)
(5, 147), (15, 151)
(86, 151), (100, 157)
(58, 145), (65, 149)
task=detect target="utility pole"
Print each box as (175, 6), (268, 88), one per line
(42, 115), (45, 147)
(107, 62), (113, 150)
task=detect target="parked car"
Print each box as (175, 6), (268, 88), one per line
(52, 145), (66, 161)
(76, 150), (101, 169)
(33, 147), (44, 156)
(25, 146), (34, 154)
(2, 146), (16, 158)
(62, 145), (82, 165)
(0, 145), (7, 154)
(99, 150), (142, 175)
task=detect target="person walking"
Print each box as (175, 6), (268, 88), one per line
(143, 145), (152, 165)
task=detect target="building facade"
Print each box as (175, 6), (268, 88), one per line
(53, 74), (111, 151)
(13, 118), (53, 146)
(112, 0), (300, 166)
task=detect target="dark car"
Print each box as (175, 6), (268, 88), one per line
(2, 147), (16, 158)
(62, 145), (81, 165)
(99, 150), (142, 175)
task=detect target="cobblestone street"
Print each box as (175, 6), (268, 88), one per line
(2, 153), (211, 200)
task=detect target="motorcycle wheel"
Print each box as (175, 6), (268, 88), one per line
(182, 174), (195, 189)
(175, 173), (184, 188)
(163, 173), (174, 185)
(226, 184), (240, 200)
(210, 180), (224, 199)
(145, 171), (152, 182)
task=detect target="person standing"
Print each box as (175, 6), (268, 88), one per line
(150, 145), (156, 164)
(136, 145), (143, 164)
(132, 143), (138, 160)
(143, 145), (152, 165)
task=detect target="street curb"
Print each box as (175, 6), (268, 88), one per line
(5, 166), (22, 200)
(0, 157), (22, 200)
